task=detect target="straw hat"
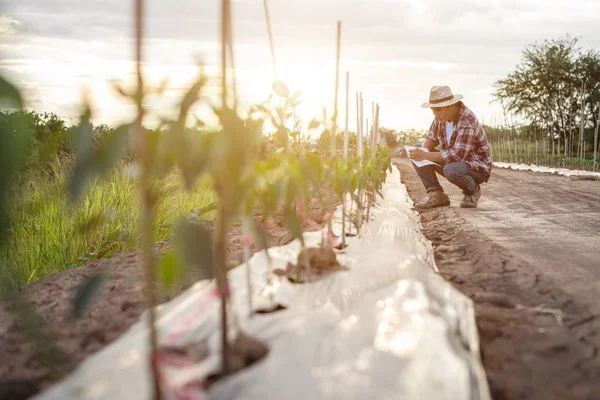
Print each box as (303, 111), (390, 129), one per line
(421, 86), (463, 108)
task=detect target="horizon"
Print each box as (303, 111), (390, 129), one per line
(1, 0), (600, 132)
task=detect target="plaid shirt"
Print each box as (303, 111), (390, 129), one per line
(425, 102), (493, 177)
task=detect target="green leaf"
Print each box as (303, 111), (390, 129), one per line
(112, 82), (133, 99)
(69, 123), (131, 200)
(302, 152), (323, 186)
(95, 124), (131, 172)
(272, 80), (290, 98)
(158, 250), (181, 293)
(290, 90), (302, 101)
(308, 119), (320, 130)
(283, 209), (304, 242)
(191, 201), (218, 220)
(70, 108), (94, 159)
(179, 74), (206, 119)
(180, 131), (214, 189)
(0, 76), (23, 108)
(73, 272), (109, 318)
(177, 220), (216, 280)
(274, 126), (290, 147)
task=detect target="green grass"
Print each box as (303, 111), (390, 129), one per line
(0, 159), (216, 292)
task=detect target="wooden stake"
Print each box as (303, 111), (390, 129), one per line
(262, 0), (277, 80)
(332, 21), (341, 157)
(355, 91), (360, 157)
(359, 93), (364, 159)
(343, 72), (349, 159)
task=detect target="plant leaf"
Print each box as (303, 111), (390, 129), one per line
(308, 119), (320, 130)
(69, 123), (131, 200)
(177, 220), (216, 280)
(73, 272), (109, 318)
(191, 201), (218, 220)
(283, 209), (304, 242)
(95, 124), (132, 172)
(0, 76), (23, 108)
(158, 249), (181, 293)
(179, 73), (206, 119)
(272, 81), (290, 98)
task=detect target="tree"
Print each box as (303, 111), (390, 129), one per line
(493, 35), (600, 155)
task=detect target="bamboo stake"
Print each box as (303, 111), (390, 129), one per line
(376, 103), (380, 147)
(356, 92), (363, 234)
(343, 72), (349, 160)
(358, 93), (364, 230)
(242, 222), (252, 316)
(341, 72), (349, 246)
(327, 21), (341, 246)
(262, 0), (277, 80)
(134, 0), (161, 398)
(332, 21), (341, 157)
(371, 102), (375, 151)
(217, 0), (233, 376)
(359, 93), (364, 159)
(366, 118), (369, 152)
(366, 104), (379, 223)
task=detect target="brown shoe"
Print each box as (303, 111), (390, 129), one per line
(415, 191), (450, 209)
(460, 187), (481, 208)
(473, 186), (481, 201)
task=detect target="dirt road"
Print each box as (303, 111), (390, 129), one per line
(395, 158), (600, 400)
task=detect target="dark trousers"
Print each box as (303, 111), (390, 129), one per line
(412, 160), (487, 195)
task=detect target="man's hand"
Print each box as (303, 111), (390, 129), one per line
(409, 148), (428, 161)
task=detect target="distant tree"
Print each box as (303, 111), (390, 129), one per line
(493, 35), (600, 153)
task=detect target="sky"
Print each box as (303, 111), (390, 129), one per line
(1, 0), (600, 132)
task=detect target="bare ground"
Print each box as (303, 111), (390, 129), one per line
(395, 157), (600, 400)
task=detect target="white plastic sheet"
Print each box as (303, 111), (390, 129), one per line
(495, 161), (600, 178)
(34, 167), (490, 400)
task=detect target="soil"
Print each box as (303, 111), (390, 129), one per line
(274, 245), (348, 283)
(395, 157), (600, 400)
(0, 197), (332, 400)
(203, 332), (269, 390)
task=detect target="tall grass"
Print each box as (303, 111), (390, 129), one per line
(0, 158), (216, 292)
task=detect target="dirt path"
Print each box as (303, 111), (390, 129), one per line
(395, 158), (600, 400)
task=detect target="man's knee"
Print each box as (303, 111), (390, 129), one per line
(443, 162), (467, 182)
